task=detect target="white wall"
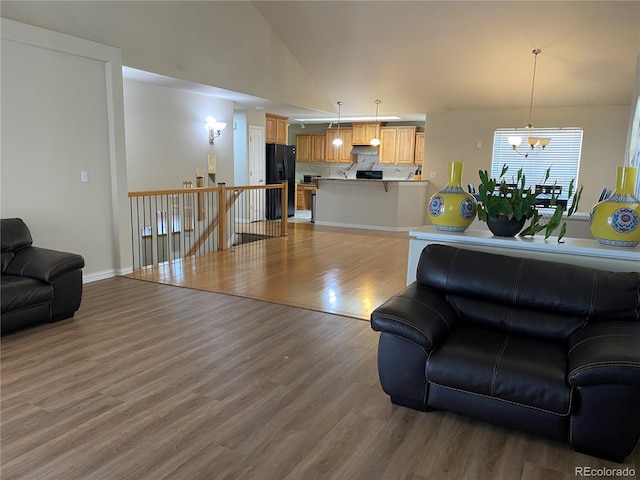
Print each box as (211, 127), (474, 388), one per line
(626, 54), (640, 168)
(123, 79), (234, 190)
(424, 105), (630, 211)
(233, 111), (248, 186)
(0, 1), (334, 115)
(1, 19), (130, 281)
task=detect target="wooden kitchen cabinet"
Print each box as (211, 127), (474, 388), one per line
(379, 128), (398, 164)
(325, 128), (353, 163)
(311, 134), (326, 162)
(296, 135), (311, 162)
(352, 122), (381, 145)
(296, 184), (317, 210)
(296, 134), (326, 162)
(296, 183), (304, 209)
(266, 114), (288, 144)
(396, 126), (417, 164)
(414, 132), (425, 165)
(339, 129), (353, 162)
(379, 126), (417, 164)
(266, 115), (276, 143)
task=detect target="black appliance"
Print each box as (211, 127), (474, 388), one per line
(356, 170), (383, 180)
(266, 143), (296, 219)
(303, 175), (321, 184)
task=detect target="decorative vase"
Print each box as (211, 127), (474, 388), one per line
(589, 166), (640, 247)
(486, 215), (526, 237)
(428, 162), (477, 232)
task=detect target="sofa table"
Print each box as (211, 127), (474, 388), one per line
(407, 226), (639, 284)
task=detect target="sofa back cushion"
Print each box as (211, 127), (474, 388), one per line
(446, 294), (586, 340)
(1, 218), (33, 254)
(416, 244), (640, 338)
(1, 252), (14, 274)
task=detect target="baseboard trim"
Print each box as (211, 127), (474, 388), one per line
(83, 266), (133, 283)
(313, 221), (414, 232)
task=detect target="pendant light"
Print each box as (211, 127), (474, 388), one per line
(370, 99), (381, 146)
(508, 49), (550, 157)
(332, 101), (343, 147)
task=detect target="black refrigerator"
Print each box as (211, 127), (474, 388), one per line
(265, 143), (296, 219)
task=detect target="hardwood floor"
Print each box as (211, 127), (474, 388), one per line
(2, 224), (639, 479)
(127, 222), (411, 320)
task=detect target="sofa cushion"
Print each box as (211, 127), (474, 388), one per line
(1, 275), (52, 314)
(1, 218), (33, 253)
(6, 246), (85, 282)
(568, 322), (640, 387)
(447, 294), (586, 340)
(1, 252), (14, 273)
(426, 325), (571, 415)
(417, 244), (640, 321)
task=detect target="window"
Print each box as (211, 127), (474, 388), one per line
(492, 127), (583, 208)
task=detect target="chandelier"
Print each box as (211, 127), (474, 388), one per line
(508, 49), (550, 157)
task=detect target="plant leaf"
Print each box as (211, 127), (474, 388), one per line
(557, 222), (567, 243)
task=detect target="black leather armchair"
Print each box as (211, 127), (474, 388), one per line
(371, 244), (640, 462)
(1, 218), (85, 334)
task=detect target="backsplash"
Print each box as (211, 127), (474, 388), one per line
(296, 155), (420, 181)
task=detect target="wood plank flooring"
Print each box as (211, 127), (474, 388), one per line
(2, 278), (638, 479)
(127, 222), (411, 320)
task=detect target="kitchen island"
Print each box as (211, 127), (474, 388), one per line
(314, 178), (429, 231)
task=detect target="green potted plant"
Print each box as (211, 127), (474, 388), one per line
(477, 164), (583, 241)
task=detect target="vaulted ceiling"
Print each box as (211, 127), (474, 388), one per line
(250, 1), (639, 122)
(5, 1), (638, 124)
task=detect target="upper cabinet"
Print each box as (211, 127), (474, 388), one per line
(379, 126), (417, 164)
(325, 128), (353, 163)
(295, 123), (422, 164)
(352, 123), (381, 145)
(414, 132), (425, 165)
(296, 134), (326, 162)
(266, 114), (288, 144)
(311, 134), (327, 162)
(296, 135), (311, 162)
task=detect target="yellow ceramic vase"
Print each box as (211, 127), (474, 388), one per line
(589, 166), (640, 247)
(428, 162), (477, 232)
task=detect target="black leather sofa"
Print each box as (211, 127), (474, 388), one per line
(371, 244), (640, 462)
(1, 218), (85, 334)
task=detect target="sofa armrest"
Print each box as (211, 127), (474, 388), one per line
(4, 246), (85, 283)
(568, 322), (640, 387)
(370, 283), (458, 351)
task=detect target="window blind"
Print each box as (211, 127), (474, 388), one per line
(492, 127), (583, 208)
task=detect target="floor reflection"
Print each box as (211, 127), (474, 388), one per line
(128, 222), (409, 320)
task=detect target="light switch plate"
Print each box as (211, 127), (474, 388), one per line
(80, 171), (89, 182)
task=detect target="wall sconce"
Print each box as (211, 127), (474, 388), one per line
(206, 116), (227, 145)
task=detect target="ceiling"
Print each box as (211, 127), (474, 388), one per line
(126, 1), (640, 124)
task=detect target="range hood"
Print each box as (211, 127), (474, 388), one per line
(350, 145), (379, 155)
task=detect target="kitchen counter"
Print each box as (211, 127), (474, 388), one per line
(314, 178), (429, 231)
(314, 177), (426, 192)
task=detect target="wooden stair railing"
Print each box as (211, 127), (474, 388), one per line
(187, 184), (240, 256)
(186, 181), (288, 256)
(129, 182), (289, 269)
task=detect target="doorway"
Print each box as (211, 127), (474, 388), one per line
(248, 126), (266, 222)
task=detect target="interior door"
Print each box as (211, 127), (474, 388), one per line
(248, 126), (265, 222)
